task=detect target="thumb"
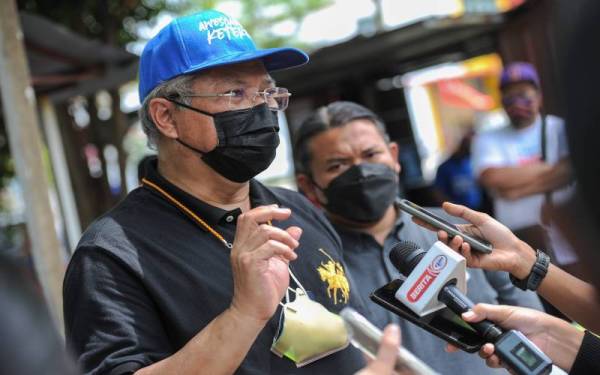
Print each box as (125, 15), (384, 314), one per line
(443, 202), (488, 227)
(462, 303), (514, 325)
(369, 324), (400, 373)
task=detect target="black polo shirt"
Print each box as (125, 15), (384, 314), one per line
(63, 158), (367, 375)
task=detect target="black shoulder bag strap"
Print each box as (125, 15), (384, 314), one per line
(540, 113), (553, 204)
(539, 112), (557, 261)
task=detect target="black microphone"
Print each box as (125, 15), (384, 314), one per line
(389, 241), (502, 341)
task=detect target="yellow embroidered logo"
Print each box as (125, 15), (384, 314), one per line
(316, 248), (350, 305)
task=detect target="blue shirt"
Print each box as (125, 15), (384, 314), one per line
(435, 156), (483, 209)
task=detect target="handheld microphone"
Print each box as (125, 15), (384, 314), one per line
(389, 240), (552, 375)
(390, 241), (501, 341)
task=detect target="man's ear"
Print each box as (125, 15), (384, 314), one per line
(296, 173), (321, 207)
(388, 141), (402, 174)
(149, 98), (179, 139)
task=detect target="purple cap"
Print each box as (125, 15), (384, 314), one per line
(500, 62), (540, 89)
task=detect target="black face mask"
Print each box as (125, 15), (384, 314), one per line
(318, 163), (399, 223)
(168, 100), (280, 182)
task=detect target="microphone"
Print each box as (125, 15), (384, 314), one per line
(388, 240), (552, 375)
(390, 241), (501, 341)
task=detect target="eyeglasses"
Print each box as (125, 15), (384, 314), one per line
(180, 87), (291, 111)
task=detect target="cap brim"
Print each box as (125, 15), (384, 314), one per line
(181, 47), (309, 78)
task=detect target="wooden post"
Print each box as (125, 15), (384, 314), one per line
(40, 97), (82, 253)
(0, 0), (65, 331)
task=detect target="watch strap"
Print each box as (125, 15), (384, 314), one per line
(510, 250), (550, 291)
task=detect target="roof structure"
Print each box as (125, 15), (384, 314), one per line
(20, 12), (138, 102)
(274, 14), (504, 94)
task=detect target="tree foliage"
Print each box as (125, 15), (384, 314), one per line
(223, 0), (333, 49)
(17, 0), (187, 45)
(17, 0), (332, 49)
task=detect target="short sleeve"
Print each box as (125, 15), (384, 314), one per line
(471, 132), (506, 177)
(63, 247), (172, 375)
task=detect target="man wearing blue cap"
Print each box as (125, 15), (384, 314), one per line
(471, 62), (575, 266)
(63, 10), (377, 375)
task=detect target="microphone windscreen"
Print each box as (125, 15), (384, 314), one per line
(389, 241), (426, 275)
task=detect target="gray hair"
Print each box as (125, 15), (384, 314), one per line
(292, 101), (390, 175)
(139, 74), (198, 149)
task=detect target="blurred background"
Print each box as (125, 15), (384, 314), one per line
(0, 0), (583, 325)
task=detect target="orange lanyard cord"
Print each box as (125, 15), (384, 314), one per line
(142, 177), (272, 249)
(142, 177), (301, 303)
(142, 177), (231, 248)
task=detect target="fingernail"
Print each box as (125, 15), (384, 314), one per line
(463, 311), (475, 319)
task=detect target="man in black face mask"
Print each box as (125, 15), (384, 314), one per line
(63, 10), (375, 375)
(294, 101), (543, 375)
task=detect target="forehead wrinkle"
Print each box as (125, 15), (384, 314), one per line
(204, 71), (274, 90)
(205, 60), (269, 78)
(316, 143), (354, 166)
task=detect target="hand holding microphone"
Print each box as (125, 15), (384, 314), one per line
(449, 303), (584, 374)
(387, 240), (553, 375)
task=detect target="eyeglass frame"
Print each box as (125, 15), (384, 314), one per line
(172, 87), (291, 112)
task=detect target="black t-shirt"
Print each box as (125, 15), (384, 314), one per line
(63, 159), (367, 375)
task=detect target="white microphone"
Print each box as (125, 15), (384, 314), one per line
(392, 241), (467, 317)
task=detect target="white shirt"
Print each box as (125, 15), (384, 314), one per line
(472, 115), (569, 230)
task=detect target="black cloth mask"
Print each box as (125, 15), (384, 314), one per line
(168, 100), (280, 182)
(318, 163), (399, 223)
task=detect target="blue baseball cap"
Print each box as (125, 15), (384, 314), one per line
(500, 62), (541, 90)
(138, 10), (309, 102)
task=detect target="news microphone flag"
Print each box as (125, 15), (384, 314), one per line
(393, 241), (467, 316)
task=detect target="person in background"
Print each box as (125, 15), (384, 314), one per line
(434, 129), (485, 211)
(293, 100), (543, 375)
(471, 62), (573, 252)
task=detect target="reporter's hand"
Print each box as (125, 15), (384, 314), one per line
(446, 304), (583, 372)
(356, 325), (411, 375)
(229, 205), (302, 323)
(414, 202), (536, 279)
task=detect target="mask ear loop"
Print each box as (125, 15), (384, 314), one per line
(278, 267), (308, 308)
(288, 267), (308, 295)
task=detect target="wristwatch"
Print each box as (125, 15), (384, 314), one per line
(510, 250), (550, 291)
